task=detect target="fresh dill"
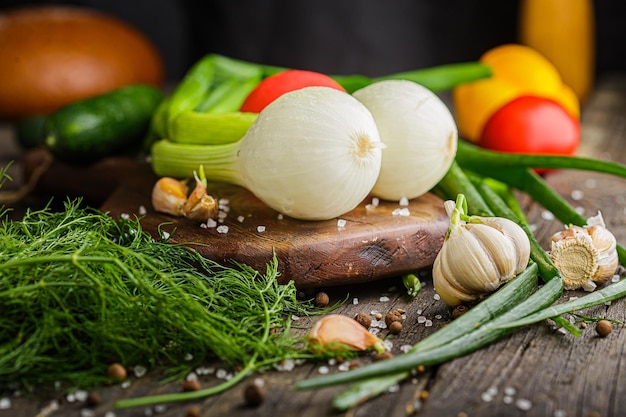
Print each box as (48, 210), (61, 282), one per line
(0, 198), (330, 395)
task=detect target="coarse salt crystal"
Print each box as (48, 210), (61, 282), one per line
(277, 213), (284, 220)
(133, 365), (147, 378)
(399, 197), (409, 206)
(138, 205), (147, 215)
(379, 296), (390, 302)
(515, 398), (533, 411)
(424, 319), (433, 327)
(104, 412), (117, 417)
(318, 366), (330, 374)
(80, 409), (95, 417)
(237, 215), (245, 223)
(154, 404), (167, 413)
(337, 219), (347, 228)
(400, 344), (412, 353)
(186, 372), (198, 381)
(541, 210), (555, 220)
(206, 219), (217, 228)
(371, 197), (380, 207)
(433, 294), (441, 301)
(338, 362), (351, 372)
(121, 213), (130, 220)
(392, 208), (411, 216)
(571, 189), (584, 200)
(216, 225), (229, 234)
(504, 386), (516, 396)
(257, 225), (266, 233)
(0, 398), (10, 410)
(352, 297), (359, 305)
(74, 390), (88, 402)
(121, 380), (132, 389)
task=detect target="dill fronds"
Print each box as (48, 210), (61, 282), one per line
(0, 200), (318, 391)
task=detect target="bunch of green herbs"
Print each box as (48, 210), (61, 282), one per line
(0, 184), (326, 393)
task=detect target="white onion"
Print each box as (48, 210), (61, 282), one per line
(352, 79), (458, 201)
(237, 86), (384, 220)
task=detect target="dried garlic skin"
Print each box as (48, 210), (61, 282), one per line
(433, 215), (531, 307)
(550, 214), (618, 290)
(151, 177), (188, 216)
(183, 173), (218, 221)
(307, 314), (385, 353)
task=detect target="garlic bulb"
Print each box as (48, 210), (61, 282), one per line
(433, 195), (531, 307)
(352, 79), (458, 201)
(550, 212), (619, 291)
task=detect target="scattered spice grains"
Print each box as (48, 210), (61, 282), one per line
(314, 291), (330, 308)
(181, 379), (201, 392)
(106, 363), (127, 381)
(354, 312), (372, 329)
(186, 405), (201, 417)
(243, 378), (266, 407)
(389, 321), (403, 335)
(452, 304), (469, 319)
(596, 320), (613, 337)
(85, 391), (101, 407)
(385, 310), (403, 327)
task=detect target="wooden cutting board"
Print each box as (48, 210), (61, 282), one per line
(100, 162), (449, 288)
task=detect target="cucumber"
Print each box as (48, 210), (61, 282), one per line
(15, 115), (48, 149)
(45, 84), (163, 163)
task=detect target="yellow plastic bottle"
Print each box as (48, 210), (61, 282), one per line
(518, 0), (595, 103)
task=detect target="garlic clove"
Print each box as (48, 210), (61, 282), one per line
(550, 213), (618, 290)
(151, 177), (188, 216)
(307, 314), (385, 353)
(183, 171), (218, 222)
(472, 216), (531, 275)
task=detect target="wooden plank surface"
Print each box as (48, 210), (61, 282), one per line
(1, 75), (626, 417)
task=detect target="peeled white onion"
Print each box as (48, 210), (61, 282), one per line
(237, 86), (384, 220)
(352, 79), (458, 201)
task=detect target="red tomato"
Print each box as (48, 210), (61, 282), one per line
(480, 96), (580, 157)
(240, 69), (346, 113)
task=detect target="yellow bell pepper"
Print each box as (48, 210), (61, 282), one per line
(453, 44), (580, 142)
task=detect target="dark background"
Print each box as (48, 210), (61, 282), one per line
(2, 0), (625, 83)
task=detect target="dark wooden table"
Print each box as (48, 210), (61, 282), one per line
(1, 75), (626, 417)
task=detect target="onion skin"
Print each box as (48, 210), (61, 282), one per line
(353, 80), (458, 201)
(237, 87), (383, 221)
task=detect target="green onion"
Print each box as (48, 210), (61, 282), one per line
(167, 111), (258, 145)
(332, 62), (492, 93)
